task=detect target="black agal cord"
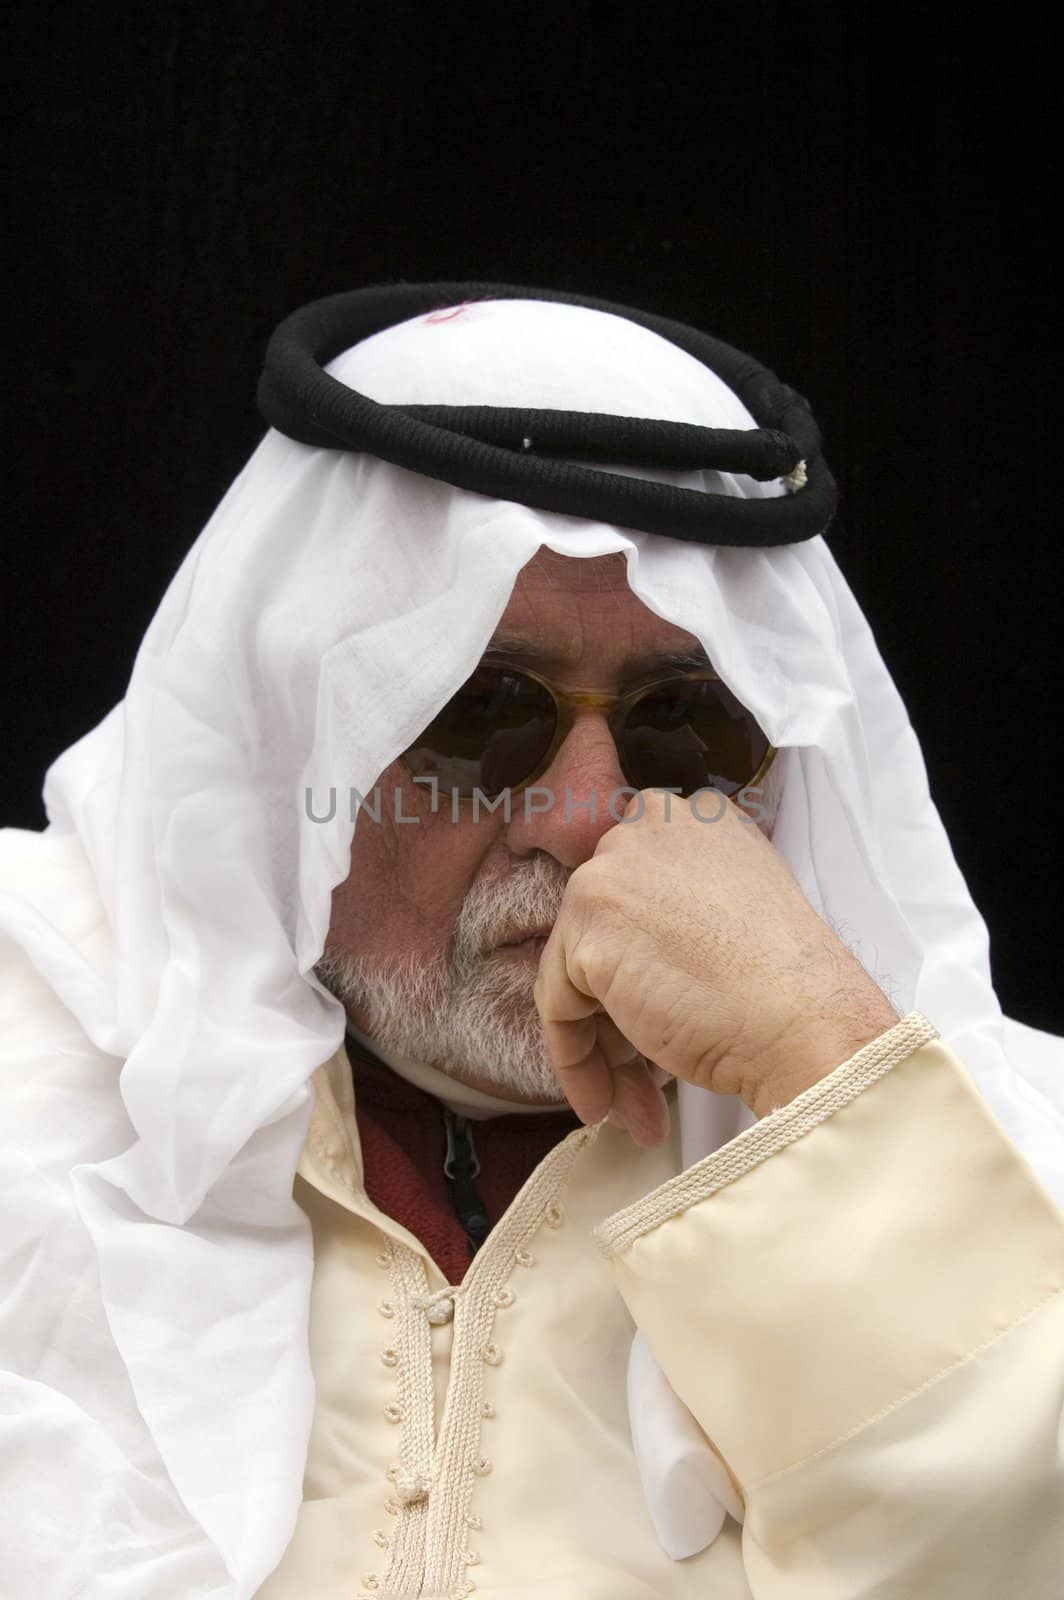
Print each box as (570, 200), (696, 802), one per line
(257, 281), (837, 548)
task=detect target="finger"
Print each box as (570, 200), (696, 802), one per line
(594, 1020), (664, 1112)
(606, 1056), (671, 1148)
(648, 1061), (674, 1090)
(597, 1019), (669, 1139)
(595, 1014), (641, 1072)
(544, 1015), (615, 1126)
(534, 934), (614, 1124)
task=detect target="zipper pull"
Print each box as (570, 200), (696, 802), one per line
(443, 1108), (491, 1257)
(444, 1110), (481, 1180)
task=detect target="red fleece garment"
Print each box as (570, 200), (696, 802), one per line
(348, 1037), (582, 1286)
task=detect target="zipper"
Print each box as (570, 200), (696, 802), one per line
(443, 1108), (491, 1258)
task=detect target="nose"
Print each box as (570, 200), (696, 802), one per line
(505, 710), (629, 869)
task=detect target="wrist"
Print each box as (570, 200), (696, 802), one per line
(742, 993), (900, 1120)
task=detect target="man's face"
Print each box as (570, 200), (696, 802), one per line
(322, 548), (761, 1102)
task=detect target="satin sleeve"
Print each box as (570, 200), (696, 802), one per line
(595, 1015), (1064, 1599)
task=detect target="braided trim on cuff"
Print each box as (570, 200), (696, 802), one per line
(594, 1011), (939, 1260)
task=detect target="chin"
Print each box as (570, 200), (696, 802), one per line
(442, 988), (562, 1103)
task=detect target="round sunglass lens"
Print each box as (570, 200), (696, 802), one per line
(403, 667), (556, 797)
(617, 679), (769, 797)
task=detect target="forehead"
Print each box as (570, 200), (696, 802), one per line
(492, 549), (703, 664)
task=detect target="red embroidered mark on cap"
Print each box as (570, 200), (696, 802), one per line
(424, 302), (473, 323)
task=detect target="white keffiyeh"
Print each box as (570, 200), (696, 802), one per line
(2, 297), (1062, 1594)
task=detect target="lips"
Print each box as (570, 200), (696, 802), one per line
(494, 928), (552, 955)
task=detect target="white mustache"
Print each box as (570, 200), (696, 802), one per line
(453, 855), (571, 969)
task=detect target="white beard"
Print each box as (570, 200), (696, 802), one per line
(316, 853), (572, 1102)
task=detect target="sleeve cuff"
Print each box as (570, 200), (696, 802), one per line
(594, 1010), (938, 1259)
(594, 1016), (1064, 1490)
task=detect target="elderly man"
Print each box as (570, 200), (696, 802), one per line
(1, 284), (1062, 1600)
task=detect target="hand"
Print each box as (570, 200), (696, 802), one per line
(533, 790), (898, 1145)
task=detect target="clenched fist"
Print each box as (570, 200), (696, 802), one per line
(533, 791), (898, 1145)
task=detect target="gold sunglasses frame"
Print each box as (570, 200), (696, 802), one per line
(401, 661), (778, 801)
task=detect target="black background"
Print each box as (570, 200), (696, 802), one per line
(6, 3), (1061, 1028)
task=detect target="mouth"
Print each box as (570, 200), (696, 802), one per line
(493, 929), (552, 958)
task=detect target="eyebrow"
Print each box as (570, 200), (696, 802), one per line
(484, 632), (714, 689)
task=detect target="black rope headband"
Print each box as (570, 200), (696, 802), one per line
(257, 282), (837, 547)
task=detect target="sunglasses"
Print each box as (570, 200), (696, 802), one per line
(401, 660), (776, 801)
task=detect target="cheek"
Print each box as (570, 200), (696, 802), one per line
(326, 768), (503, 963)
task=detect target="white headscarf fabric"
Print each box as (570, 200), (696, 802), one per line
(2, 299), (1062, 1596)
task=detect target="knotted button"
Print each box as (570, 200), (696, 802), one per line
(412, 1288), (456, 1325)
(394, 1469), (432, 1505)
